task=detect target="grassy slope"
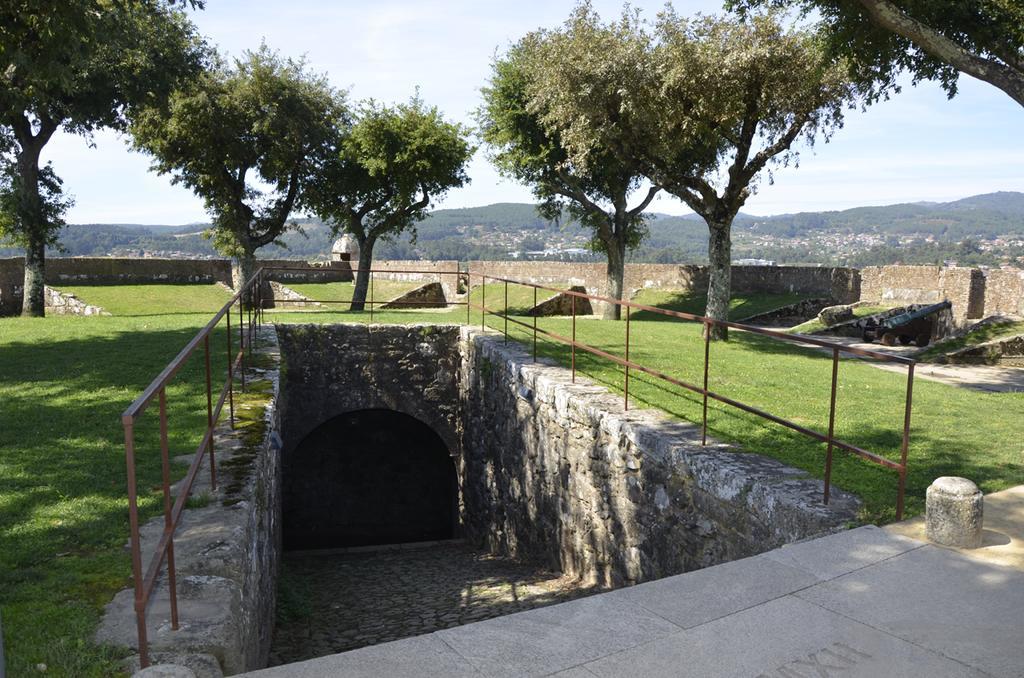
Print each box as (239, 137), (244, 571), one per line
(2, 285), (1022, 674)
(918, 319), (1024, 362)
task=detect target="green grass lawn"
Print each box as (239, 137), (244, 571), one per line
(630, 289), (812, 321)
(282, 280), (423, 306)
(2, 283), (1023, 675)
(469, 281), (569, 314)
(60, 283), (234, 316)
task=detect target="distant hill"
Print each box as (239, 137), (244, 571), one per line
(1, 192), (1021, 266)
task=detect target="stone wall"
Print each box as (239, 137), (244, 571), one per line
(860, 265), (986, 325)
(260, 259), (352, 284)
(460, 328), (859, 587)
(468, 261), (860, 305)
(276, 324), (463, 457)
(48, 257), (234, 286)
(275, 322), (858, 591)
(44, 286), (108, 315)
(366, 259), (462, 302)
(984, 268), (1024, 317)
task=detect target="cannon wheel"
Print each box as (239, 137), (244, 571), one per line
(916, 334), (930, 347)
(881, 332), (898, 346)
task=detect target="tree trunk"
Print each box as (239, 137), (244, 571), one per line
(349, 238), (375, 312)
(603, 236), (627, 321)
(17, 148), (45, 317)
(705, 221), (732, 341)
(22, 236), (45, 317)
(233, 248), (258, 309)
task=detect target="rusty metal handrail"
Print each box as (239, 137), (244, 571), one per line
(466, 271), (914, 521)
(123, 264), (913, 669)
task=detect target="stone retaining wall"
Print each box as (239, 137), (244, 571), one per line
(460, 328), (859, 587)
(44, 286), (108, 315)
(272, 323), (858, 590)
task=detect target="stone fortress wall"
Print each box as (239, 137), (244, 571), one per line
(1, 256), (1020, 323)
(860, 264), (1024, 325)
(468, 260), (861, 304)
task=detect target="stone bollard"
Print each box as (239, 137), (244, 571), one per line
(926, 476), (983, 548)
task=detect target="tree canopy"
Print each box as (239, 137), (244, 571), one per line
(515, 6), (853, 336)
(730, 0), (1024, 107)
(478, 14), (660, 319)
(0, 0), (207, 315)
(302, 96), (473, 310)
(131, 45), (346, 292)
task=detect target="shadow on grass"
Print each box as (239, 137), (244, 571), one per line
(0, 323), (234, 675)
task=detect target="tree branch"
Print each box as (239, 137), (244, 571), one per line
(856, 0), (1024, 106)
(627, 185), (659, 217)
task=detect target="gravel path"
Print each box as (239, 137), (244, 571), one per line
(268, 541), (599, 666)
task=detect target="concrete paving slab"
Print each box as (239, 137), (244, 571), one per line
(434, 588), (682, 678)
(583, 596), (985, 678)
(886, 485), (1024, 572)
(762, 525), (924, 580)
(797, 545), (1024, 677)
(241, 635), (481, 678)
(603, 552), (820, 629)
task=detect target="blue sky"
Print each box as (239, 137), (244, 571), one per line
(41, 0), (1024, 224)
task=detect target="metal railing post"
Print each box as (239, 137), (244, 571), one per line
(369, 270), (374, 324)
(204, 335), (217, 490)
(702, 319), (711, 446)
(532, 285), (537, 362)
(824, 347), (840, 504)
(481, 277), (486, 331)
(226, 306), (234, 427)
(123, 417), (150, 668)
(896, 362), (916, 521)
(504, 280), (508, 344)
(624, 304), (630, 410)
(158, 388), (180, 629)
(238, 299), (246, 391)
(571, 295), (576, 383)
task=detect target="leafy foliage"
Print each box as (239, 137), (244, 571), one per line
(0, 0), (207, 313)
(729, 0), (1024, 106)
(130, 45), (345, 269)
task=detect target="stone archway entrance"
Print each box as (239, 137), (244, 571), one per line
(283, 408), (457, 550)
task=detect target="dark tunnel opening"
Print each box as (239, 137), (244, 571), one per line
(282, 408), (458, 551)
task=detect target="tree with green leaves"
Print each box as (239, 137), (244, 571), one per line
(523, 6), (852, 338)
(0, 1), (206, 316)
(131, 46), (345, 298)
(647, 12), (852, 338)
(730, 0), (1024, 107)
(477, 21), (660, 320)
(302, 97), (472, 311)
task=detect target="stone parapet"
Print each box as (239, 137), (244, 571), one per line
(460, 328), (860, 586)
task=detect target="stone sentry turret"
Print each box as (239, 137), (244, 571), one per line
(331, 234), (360, 264)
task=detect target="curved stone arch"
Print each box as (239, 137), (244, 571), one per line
(283, 408), (458, 550)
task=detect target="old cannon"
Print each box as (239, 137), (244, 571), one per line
(862, 300), (952, 347)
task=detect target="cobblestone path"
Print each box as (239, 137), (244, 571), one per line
(268, 541), (599, 666)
